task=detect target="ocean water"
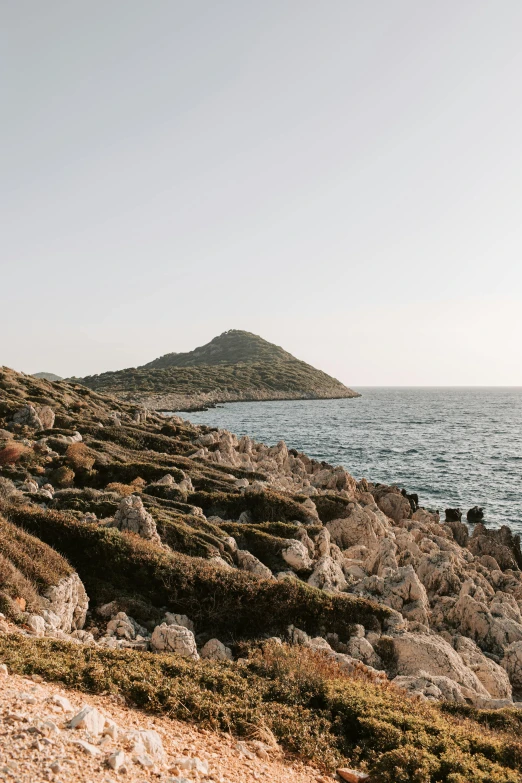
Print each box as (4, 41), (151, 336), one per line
(183, 388), (522, 531)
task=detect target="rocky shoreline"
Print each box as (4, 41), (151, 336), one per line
(2, 367), (522, 780)
(116, 386), (361, 412)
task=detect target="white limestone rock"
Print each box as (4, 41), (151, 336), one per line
(150, 623), (199, 660)
(281, 539), (312, 571)
(200, 638), (233, 661)
(308, 556), (348, 593)
(113, 495), (161, 544)
(236, 550), (273, 579)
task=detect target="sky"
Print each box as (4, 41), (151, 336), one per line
(2, 1), (522, 386)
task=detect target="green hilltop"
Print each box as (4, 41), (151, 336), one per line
(76, 330), (360, 409)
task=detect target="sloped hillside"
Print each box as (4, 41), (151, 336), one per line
(2, 366), (522, 781)
(76, 330), (360, 409)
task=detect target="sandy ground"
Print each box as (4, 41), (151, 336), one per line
(0, 664), (333, 783)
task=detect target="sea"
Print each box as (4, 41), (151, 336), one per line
(182, 388), (522, 532)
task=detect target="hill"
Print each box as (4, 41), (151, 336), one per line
(76, 330), (360, 410)
(33, 372), (63, 381)
(2, 365), (522, 782)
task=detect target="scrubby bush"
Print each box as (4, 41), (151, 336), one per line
(66, 442), (96, 471)
(0, 443), (28, 466)
(50, 466), (75, 488)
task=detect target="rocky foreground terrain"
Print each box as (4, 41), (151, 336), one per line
(2, 366), (522, 781)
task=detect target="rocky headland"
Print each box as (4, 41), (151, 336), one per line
(74, 330), (360, 410)
(1, 366), (522, 782)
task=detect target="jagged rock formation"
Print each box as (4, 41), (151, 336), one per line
(74, 330), (360, 409)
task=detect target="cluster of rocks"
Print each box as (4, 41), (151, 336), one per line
(190, 430), (357, 496)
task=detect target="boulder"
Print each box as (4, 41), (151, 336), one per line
(113, 495), (161, 543)
(150, 623), (199, 660)
(386, 632), (490, 702)
(393, 671), (467, 704)
(281, 540), (312, 571)
(445, 508), (462, 522)
(502, 641), (522, 690)
(374, 489), (412, 523)
(467, 506), (484, 523)
(200, 638), (233, 661)
(454, 635), (512, 699)
(308, 556), (348, 593)
(236, 550), (273, 579)
(326, 503), (388, 551)
(40, 573), (88, 632)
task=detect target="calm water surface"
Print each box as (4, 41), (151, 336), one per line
(183, 388), (522, 531)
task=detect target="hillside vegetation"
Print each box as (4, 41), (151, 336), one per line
(75, 330), (359, 409)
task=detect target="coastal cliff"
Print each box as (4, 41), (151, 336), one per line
(1, 366), (522, 781)
(75, 330), (360, 409)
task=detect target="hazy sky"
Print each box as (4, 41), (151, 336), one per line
(2, 1), (522, 385)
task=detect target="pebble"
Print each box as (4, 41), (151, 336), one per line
(73, 739), (101, 756)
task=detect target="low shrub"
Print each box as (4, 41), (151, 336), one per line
(66, 443), (96, 471)
(0, 443), (28, 466)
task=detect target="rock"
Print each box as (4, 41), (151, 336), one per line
(150, 623), (199, 660)
(386, 632), (490, 703)
(113, 495), (161, 543)
(73, 739), (100, 756)
(393, 671), (467, 704)
(454, 635), (512, 699)
(467, 506), (484, 523)
(164, 613), (195, 633)
(445, 508), (462, 522)
(337, 769), (370, 782)
(308, 556), (348, 593)
(374, 488), (412, 523)
(70, 705), (106, 736)
(106, 612), (148, 641)
(38, 406), (55, 429)
(502, 641), (522, 690)
(27, 615), (46, 636)
(326, 502), (388, 550)
(129, 729), (165, 761)
(12, 405), (42, 429)
(236, 550), (273, 579)
(281, 539), (312, 571)
(200, 638), (233, 661)
(108, 750), (125, 771)
(41, 573), (88, 632)
(0, 664), (8, 676)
